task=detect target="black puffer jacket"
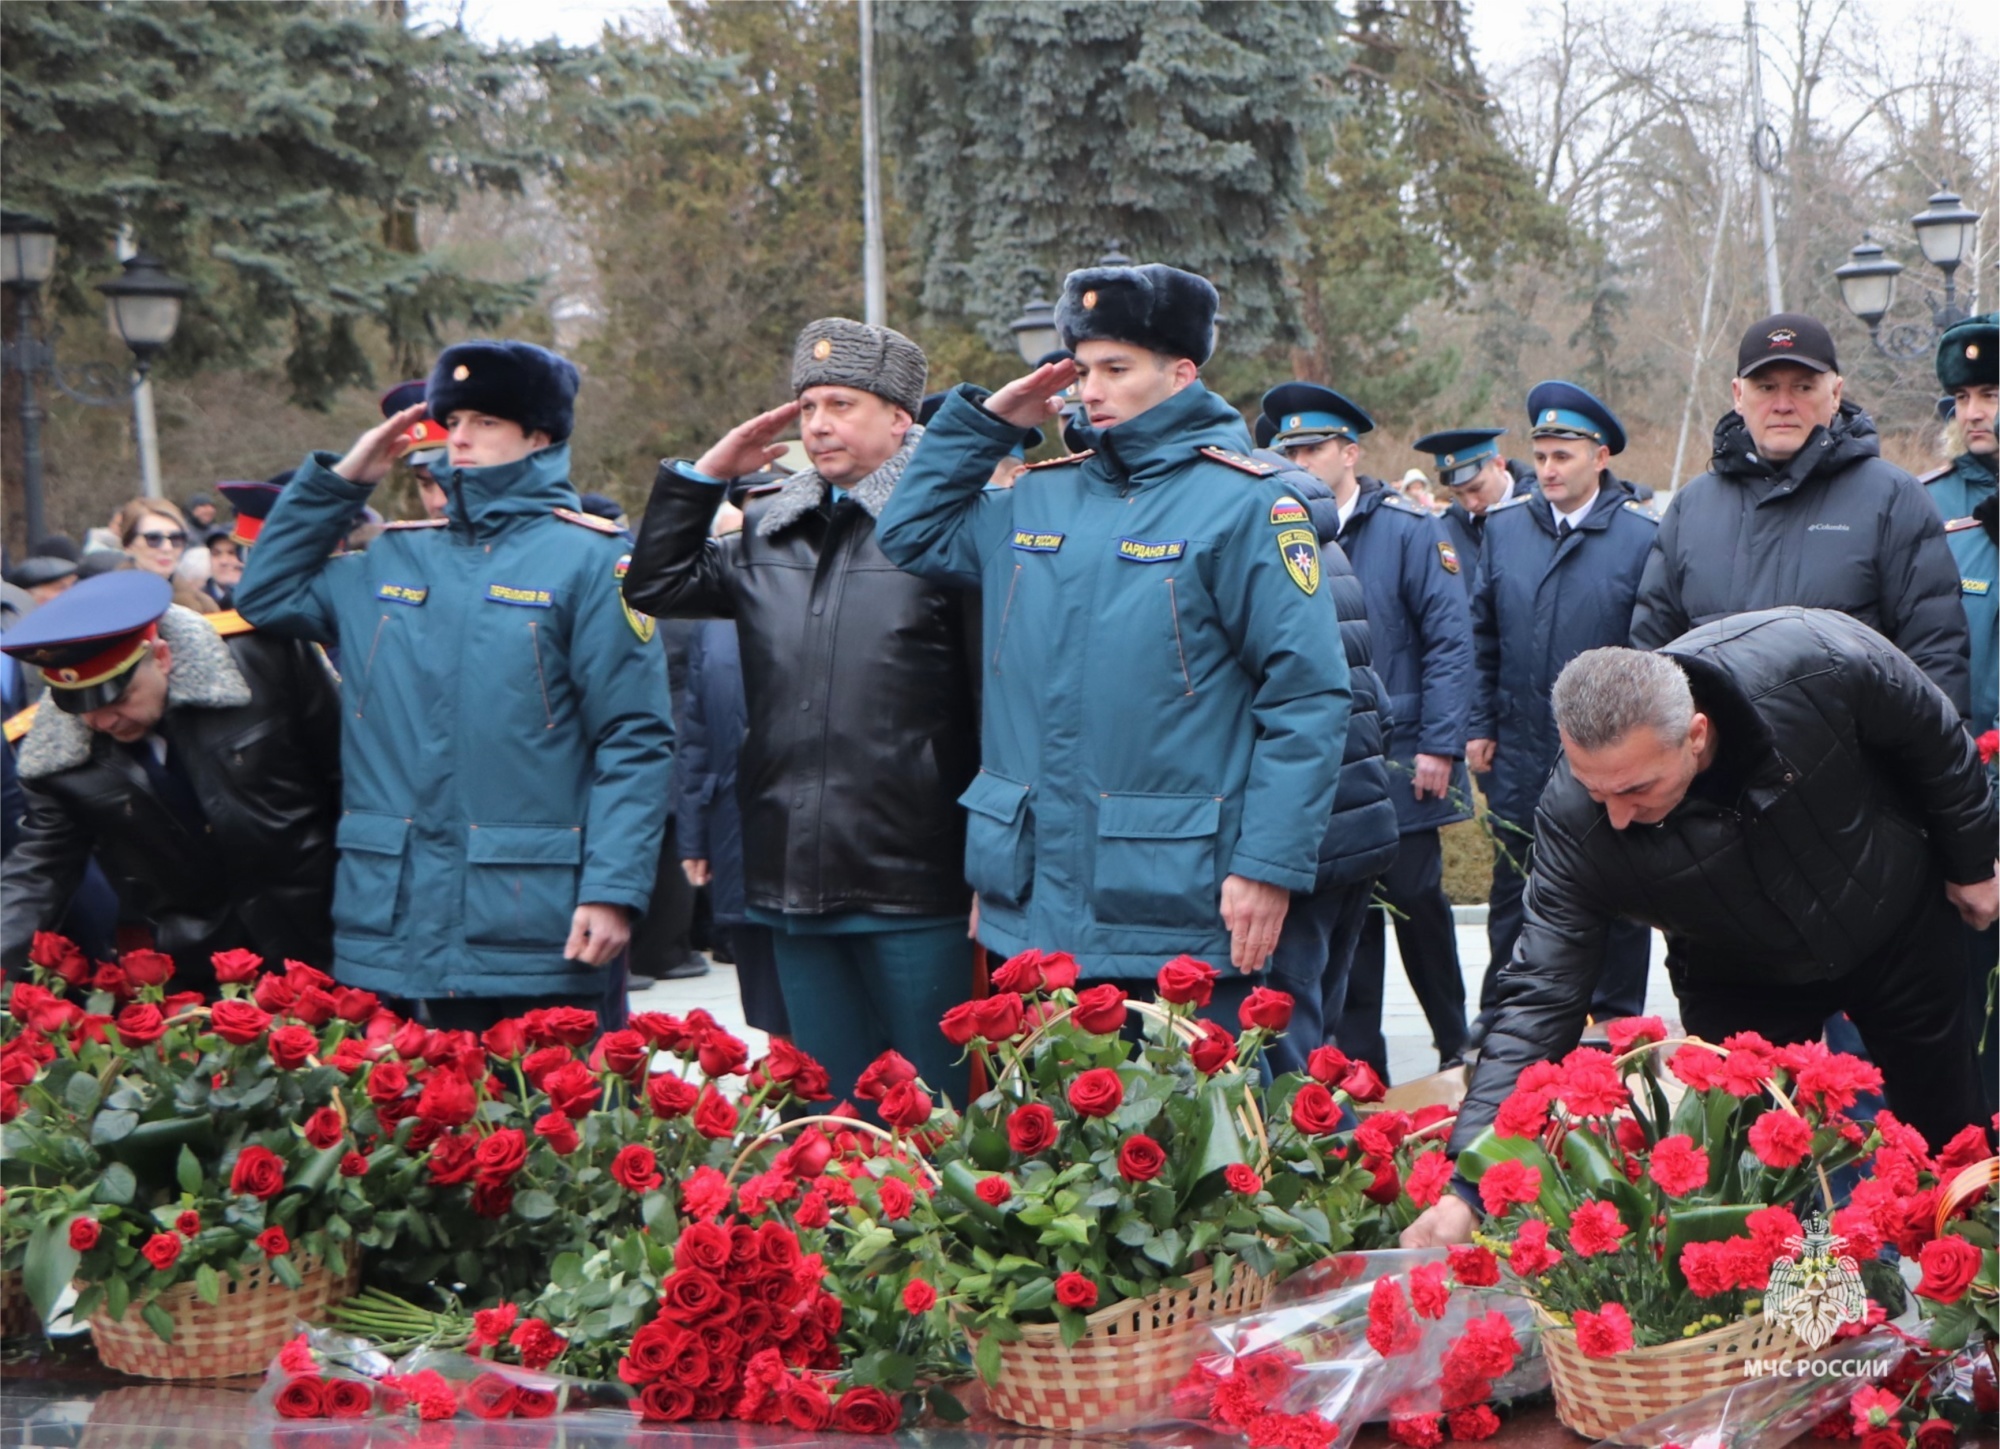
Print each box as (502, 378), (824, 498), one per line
(2, 610), (343, 981)
(1257, 453), (1399, 888)
(623, 439), (978, 919)
(1631, 402), (1970, 716)
(1452, 607), (1995, 1152)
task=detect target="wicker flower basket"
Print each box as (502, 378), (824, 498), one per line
(1, 1268), (37, 1340)
(1535, 1304), (1813, 1439)
(86, 1255), (358, 1381)
(966, 1264), (1271, 1431)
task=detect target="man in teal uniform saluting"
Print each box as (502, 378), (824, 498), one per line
(879, 262), (1351, 1018)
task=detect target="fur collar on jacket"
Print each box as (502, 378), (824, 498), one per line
(17, 605), (252, 781)
(755, 425), (924, 538)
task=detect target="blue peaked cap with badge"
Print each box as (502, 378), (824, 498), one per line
(1260, 382), (1375, 449)
(1412, 428), (1507, 488)
(1, 571), (174, 714)
(1526, 380), (1626, 455)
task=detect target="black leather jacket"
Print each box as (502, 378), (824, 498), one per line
(3, 624), (343, 981)
(623, 459), (978, 919)
(1453, 607), (1996, 1152)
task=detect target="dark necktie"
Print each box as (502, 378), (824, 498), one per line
(130, 739), (208, 837)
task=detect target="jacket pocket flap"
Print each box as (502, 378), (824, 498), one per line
(957, 769), (1030, 825)
(467, 824), (584, 866)
(337, 811), (410, 856)
(1097, 793), (1221, 840)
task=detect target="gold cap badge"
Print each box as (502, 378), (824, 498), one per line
(1082, 290), (1098, 309)
(1969, 344), (1981, 360)
(812, 338), (833, 360)
(453, 364), (470, 381)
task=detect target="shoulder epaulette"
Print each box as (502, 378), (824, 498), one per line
(1022, 450), (1093, 472)
(552, 506), (625, 535)
(1945, 516), (1983, 533)
(1488, 492), (1533, 513)
(382, 518), (448, 531)
(1378, 491), (1427, 516)
(4, 702), (37, 744)
(1197, 446), (1279, 477)
(1621, 500), (1660, 522)
(1918, 465), (1954, 484)
(207, 610), (256, 637)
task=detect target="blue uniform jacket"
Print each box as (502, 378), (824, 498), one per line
(1926, 453), (1998, 738)
(877, 383), (1351, 980)
(1334, 479), (1474, 834)
(672, 619), (750, 925)
(234, 446), (675, 1001)
(1468, 476), (1659, 827)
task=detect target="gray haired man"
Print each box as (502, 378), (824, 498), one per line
(622, 318), (980, 1113)
(1403, 606), (1996, 1247)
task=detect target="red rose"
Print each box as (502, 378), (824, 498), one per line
(113, 1002), (168, 1047)
(528, 1006), (598, 1047)
(339, 1151), (370, 1178)
(1340, 1060), (1387, 1102)
(659, 1268), (729, 1325)
(289, 987), (337, 1028)
(1155, 954), (1218, 1006)
(1916, 1235), (1983, 1304)
(1237, 985), (1293, 1032)
(1572, 1302), (1635, 1359)
(474, 1127), (529, 1184)
(990, 950), (1045, 993)
(975, 1175), (1013, 1205)
(210, 948), (264, 984)
(938, 1001), (980, 1045)
(426, 1132), (476, 1186)
(415, 1070), (477, 1127)
(230, 1144), (286, 1200)
(252, 974), (295, 1014)
(676, 1221), (732, 1273)
(275, 1376), (327, 1419)
(68, 1217), (100, 1251)
(1363, 1158), (1402, 1203)
(780, 1376), (833, 1431)
(971, 992), (1026, 1041)
(303, 1107), (345, 1150)
(1224, 1163), (1263, 1194)
(257, 1226), (291, 1257)
(540, 1060), (601, 1119)
(1305, 1044), (1351, 1084)
(92, 962), (132, 999)
(1117, 1133), (1167, 1183)
(208, 999), (272, 1045)
(31, 932), (90, 983)
(324, 1378), (373, 1418)
(1290, 1082), (1341, 1135)
(1190, 1021), (1236, 1074)
(877, 1080), (934, 1129)
(175, 1209), (201, 1236)
(332, 988), (379, 1025)
(1037, 951), (1080, 991)
(267, 1024), (319, 1071)
(1068, 1067), (1124, 1118)
(695, 1027), (748, 1079)
(141, 1231), (183, 1272)
(853, 1050), (917, 1102)
(833, 1383), (901, 1434)
(638, 1381), (694, 1421)
(647, 1071), (699, 1118)
(611, 1143), (665, 1193)
(902, 1278), (937, 1313)
(1053, 1271), (1098, 1310)
(480, 1017), (526, 1060)
(1915, 1420), (1956, 1449)
(363, 1059), (409, 1105)
(1007, 1103), (1059, 1154)
(464, 1373), (521, 1421)
(1071, 983), (1128, 1034)
(692, 1087), (738, 1139)
(597, 1028), (650, 1079)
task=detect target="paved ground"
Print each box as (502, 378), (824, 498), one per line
(631, 912), (1679, 1089)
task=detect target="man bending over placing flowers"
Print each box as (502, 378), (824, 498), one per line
(1405, 607), (1997, 1247)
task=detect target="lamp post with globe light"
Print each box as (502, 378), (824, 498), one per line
(1833, 186), (1981, 361)
(1, 211), (191, 546)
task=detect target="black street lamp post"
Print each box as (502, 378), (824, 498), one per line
(1834, 186), (1981, 361)
(1, 211), (190, 547)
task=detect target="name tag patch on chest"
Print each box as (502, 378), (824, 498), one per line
(1118, 537), (1186, 563)
(1012, 531), (1065, 553)
(486, 584), (554, 608)
(1965, 578), (1993, 595)
(376, 583), (428, 606)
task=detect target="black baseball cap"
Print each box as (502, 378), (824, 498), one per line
(1737, 312), (1839, 377)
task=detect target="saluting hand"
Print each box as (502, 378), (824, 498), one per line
(694, 402), (802, 481)
(332, 404), (429, 486)
(985, 359), (1079, 430)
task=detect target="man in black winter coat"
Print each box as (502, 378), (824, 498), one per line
(1630, 313), (1970, 715)
(622, 318), (978, 1110)
(1, 573), (342, 993)
(1403, 608), (1997, 1247)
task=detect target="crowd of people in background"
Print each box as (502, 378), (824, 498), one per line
(1, 266), (1994, 1247)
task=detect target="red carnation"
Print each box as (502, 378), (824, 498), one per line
(1448, 1244), (1500, 1287)
(1067, 1067), (1124, 1118)
(1603, 1014), (1667, 1057)
(1155, 955), (1218, 1006)
(1410, 1261), (1451, 1318)
(1388, 1413), (1445, 1448)
(1478, 1158), (1541, 1213)
(1366, 1276), (1422, 1356)
(1007, 1103), (1059, 1154)
(509, 1317), (567, 1369)
(1573, 1302), (1635, 1359)
(1237, 985), (1293, 1032)
(1569, 1200), (1628, 1256)
(1117, 1134), (1167, 1183)
(1509, 1219), (1562, 1277)
(1450, 1405), (1502, 1441)
(1054, 1271), (1098, 1310)
(1647, 1134), (1710, 1197)
(1071, 983), (1129, 1034)
(1749, 1110), (1813, 1169)
(1406, 1150), (1454, 1208)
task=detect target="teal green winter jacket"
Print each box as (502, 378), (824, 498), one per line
(234, 446), (674, 1000)
(877, 383), (1350, 980)
(1926, 451), (1998, 738)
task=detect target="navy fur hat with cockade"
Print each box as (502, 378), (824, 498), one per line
(1055, 263), (1218, 366)
(425, 340), (580, 444)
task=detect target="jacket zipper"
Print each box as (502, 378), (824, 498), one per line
(991, 563), (1022, 672)
(1167, 577), (1194, 696)
(353, 614), (389, 718)
(528, 621), (555, 729)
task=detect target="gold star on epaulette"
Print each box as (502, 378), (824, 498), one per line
(1022, 450), (1094, 472)
(553, 506), (624, 534)
(1198, 446), (1278, 476)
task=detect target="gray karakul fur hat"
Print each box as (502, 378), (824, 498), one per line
(790, 319), (927, 416)
(1055, 263), (1218, 365)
